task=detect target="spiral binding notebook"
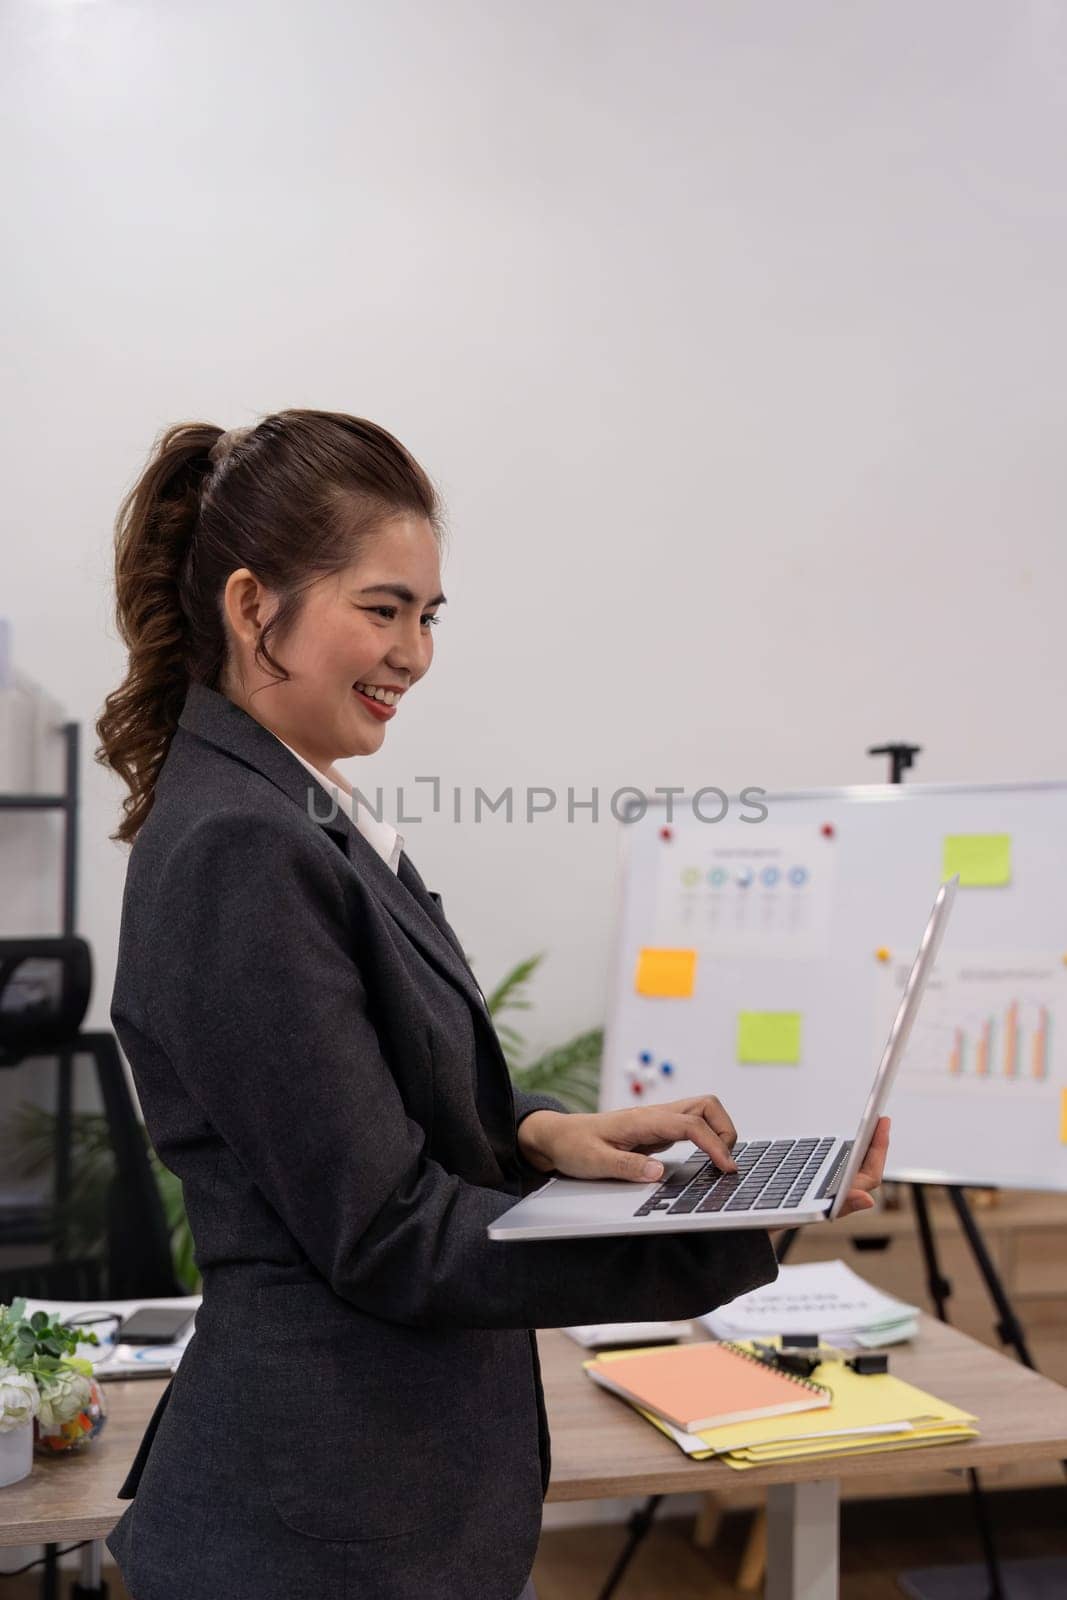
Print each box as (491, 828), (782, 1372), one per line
(584, 1340), (832, 1434)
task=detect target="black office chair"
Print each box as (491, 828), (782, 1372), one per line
(0, 938), (181, 1299)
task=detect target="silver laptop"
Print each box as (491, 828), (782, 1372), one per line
(489, 877), (956, 1242)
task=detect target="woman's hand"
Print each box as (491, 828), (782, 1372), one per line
(517, 1096), (739, 1182)
(517, 1103), (891, 1222)
(829, 1115), (890, 1219)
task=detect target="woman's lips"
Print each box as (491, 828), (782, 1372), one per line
(353, 687), (397, 721)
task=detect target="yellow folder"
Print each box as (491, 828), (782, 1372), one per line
(586, 1343), (978, 1466)
(721, 1424), (978, 1470)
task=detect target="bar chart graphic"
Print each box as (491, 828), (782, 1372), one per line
(945, 1000), (1050, 1082)
(879, 953), (1062, 1098)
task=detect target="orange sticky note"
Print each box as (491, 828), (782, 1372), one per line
(635, 948), (697, 998)
(1060, 1089), (1067, 1146)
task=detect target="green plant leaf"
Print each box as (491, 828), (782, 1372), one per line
(3, 1101), (203, 1294)
(484, 954), (544, 1018)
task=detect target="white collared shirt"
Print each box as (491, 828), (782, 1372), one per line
(275, 736), (403, 874)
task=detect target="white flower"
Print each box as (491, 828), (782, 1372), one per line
(37, 1368), (93, 1428)
(0, 1367), (39, 1433)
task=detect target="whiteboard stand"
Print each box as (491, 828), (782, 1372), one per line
(865, 746), (1061, 1598)
(858, 746), (1043, 1372)
(765, 742), (1041, 1600)
(599, 759), (1067, 1599)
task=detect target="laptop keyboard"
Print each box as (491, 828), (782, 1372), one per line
(633, 1136), (852, 1218)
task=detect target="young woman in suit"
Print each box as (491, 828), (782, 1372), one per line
(96, 410), (887, 1600)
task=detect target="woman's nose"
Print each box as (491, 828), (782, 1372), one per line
(386, 619), (433, 681)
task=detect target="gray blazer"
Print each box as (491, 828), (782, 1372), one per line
(106, 683), (777, 1600)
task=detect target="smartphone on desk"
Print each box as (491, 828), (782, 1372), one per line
(119, 1306), (195, 1345)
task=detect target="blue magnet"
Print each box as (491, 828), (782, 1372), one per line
(660, 1061), (674, 1077)
(639, 1051), (653, 1064)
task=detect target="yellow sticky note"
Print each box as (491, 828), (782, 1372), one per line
(738, 1011), (802, 1064)
(1060, 1089), (1067, 1146)
(634, 948), (697, 998)
(942, 834), (1011, 887)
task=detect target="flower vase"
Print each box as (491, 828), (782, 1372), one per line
(0, 1420), (33, 1487)
(34, 1378), (108, 1457)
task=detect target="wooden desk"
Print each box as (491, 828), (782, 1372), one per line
(3, 1318), (1067, 1599)
(540, 1314), (1067, 1598)
(0, 1376), (167, 1597)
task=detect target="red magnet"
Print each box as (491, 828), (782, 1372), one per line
(821, 823), (835, 839)
(660, 826), (673, 841)
(631, 1080), (644, 1096)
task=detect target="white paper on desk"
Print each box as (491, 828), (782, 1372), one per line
(852, 1317), (919, 1349)
(701, 1260), (918, 1343)
(94, 1343), (187, 1378)
(563, 1320), (692, 1349)
(18, 1294), (202, 1369)
(651, 1413), (914, 1457)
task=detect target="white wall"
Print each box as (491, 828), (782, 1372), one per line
(3, 0), (1066, 1064)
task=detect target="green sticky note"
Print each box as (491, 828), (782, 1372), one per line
(942, 834), (1011, 888)
(737, 1011), (802, 1065)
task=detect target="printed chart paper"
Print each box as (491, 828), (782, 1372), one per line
(653, 824), (838, 958)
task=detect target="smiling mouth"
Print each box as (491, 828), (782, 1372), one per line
(353, 681), (403, 706)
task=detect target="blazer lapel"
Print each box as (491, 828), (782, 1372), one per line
(177, 682), (494, 1030)
(392, 844), (518, 1162)
(178, 681), (519, 1166)
(340, 827), (493, 1027)
(396, 854), (488, 995)
(341, 815), (519, 1167)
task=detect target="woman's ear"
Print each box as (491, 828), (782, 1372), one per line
(223, 568), (283, 656)
(222, 568), (266, 650)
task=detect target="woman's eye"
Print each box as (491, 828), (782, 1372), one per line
(361, 605), (439, 627)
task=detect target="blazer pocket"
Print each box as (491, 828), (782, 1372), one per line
(251, 1283), (465, 1543)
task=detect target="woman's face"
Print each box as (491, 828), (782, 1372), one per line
(224, 512), (444, 769)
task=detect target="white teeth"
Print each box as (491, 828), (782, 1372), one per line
(355, 683), (399, 706)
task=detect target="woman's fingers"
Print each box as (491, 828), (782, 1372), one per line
(601, 1108), (738, 1174)
(833, 1118), (891, 1216)
(670, 1095), (739, 1149)
(857, 1116), (890, 1187)
(568, 1107), (891, 1204)
(522, 1103), (745, 1183)
(605, 1144), (670, 1182)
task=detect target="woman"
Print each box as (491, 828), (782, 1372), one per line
(96, 410), (886, 1600)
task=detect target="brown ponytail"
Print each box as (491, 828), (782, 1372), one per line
(96, 410), (440, 845)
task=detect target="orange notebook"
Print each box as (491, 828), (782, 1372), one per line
(585, 1341), (831, 1434)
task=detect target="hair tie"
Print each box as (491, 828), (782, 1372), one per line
(208, 425), (253, 469)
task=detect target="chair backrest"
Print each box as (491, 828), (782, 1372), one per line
(0, 1256), (105, 1302)
(0, 937), (91, 1066)
(0, 1026), (182, 1300)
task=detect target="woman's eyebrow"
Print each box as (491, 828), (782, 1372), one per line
(357, 584), (447, 606)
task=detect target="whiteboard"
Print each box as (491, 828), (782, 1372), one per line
(600, 783), (1067, 1192)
